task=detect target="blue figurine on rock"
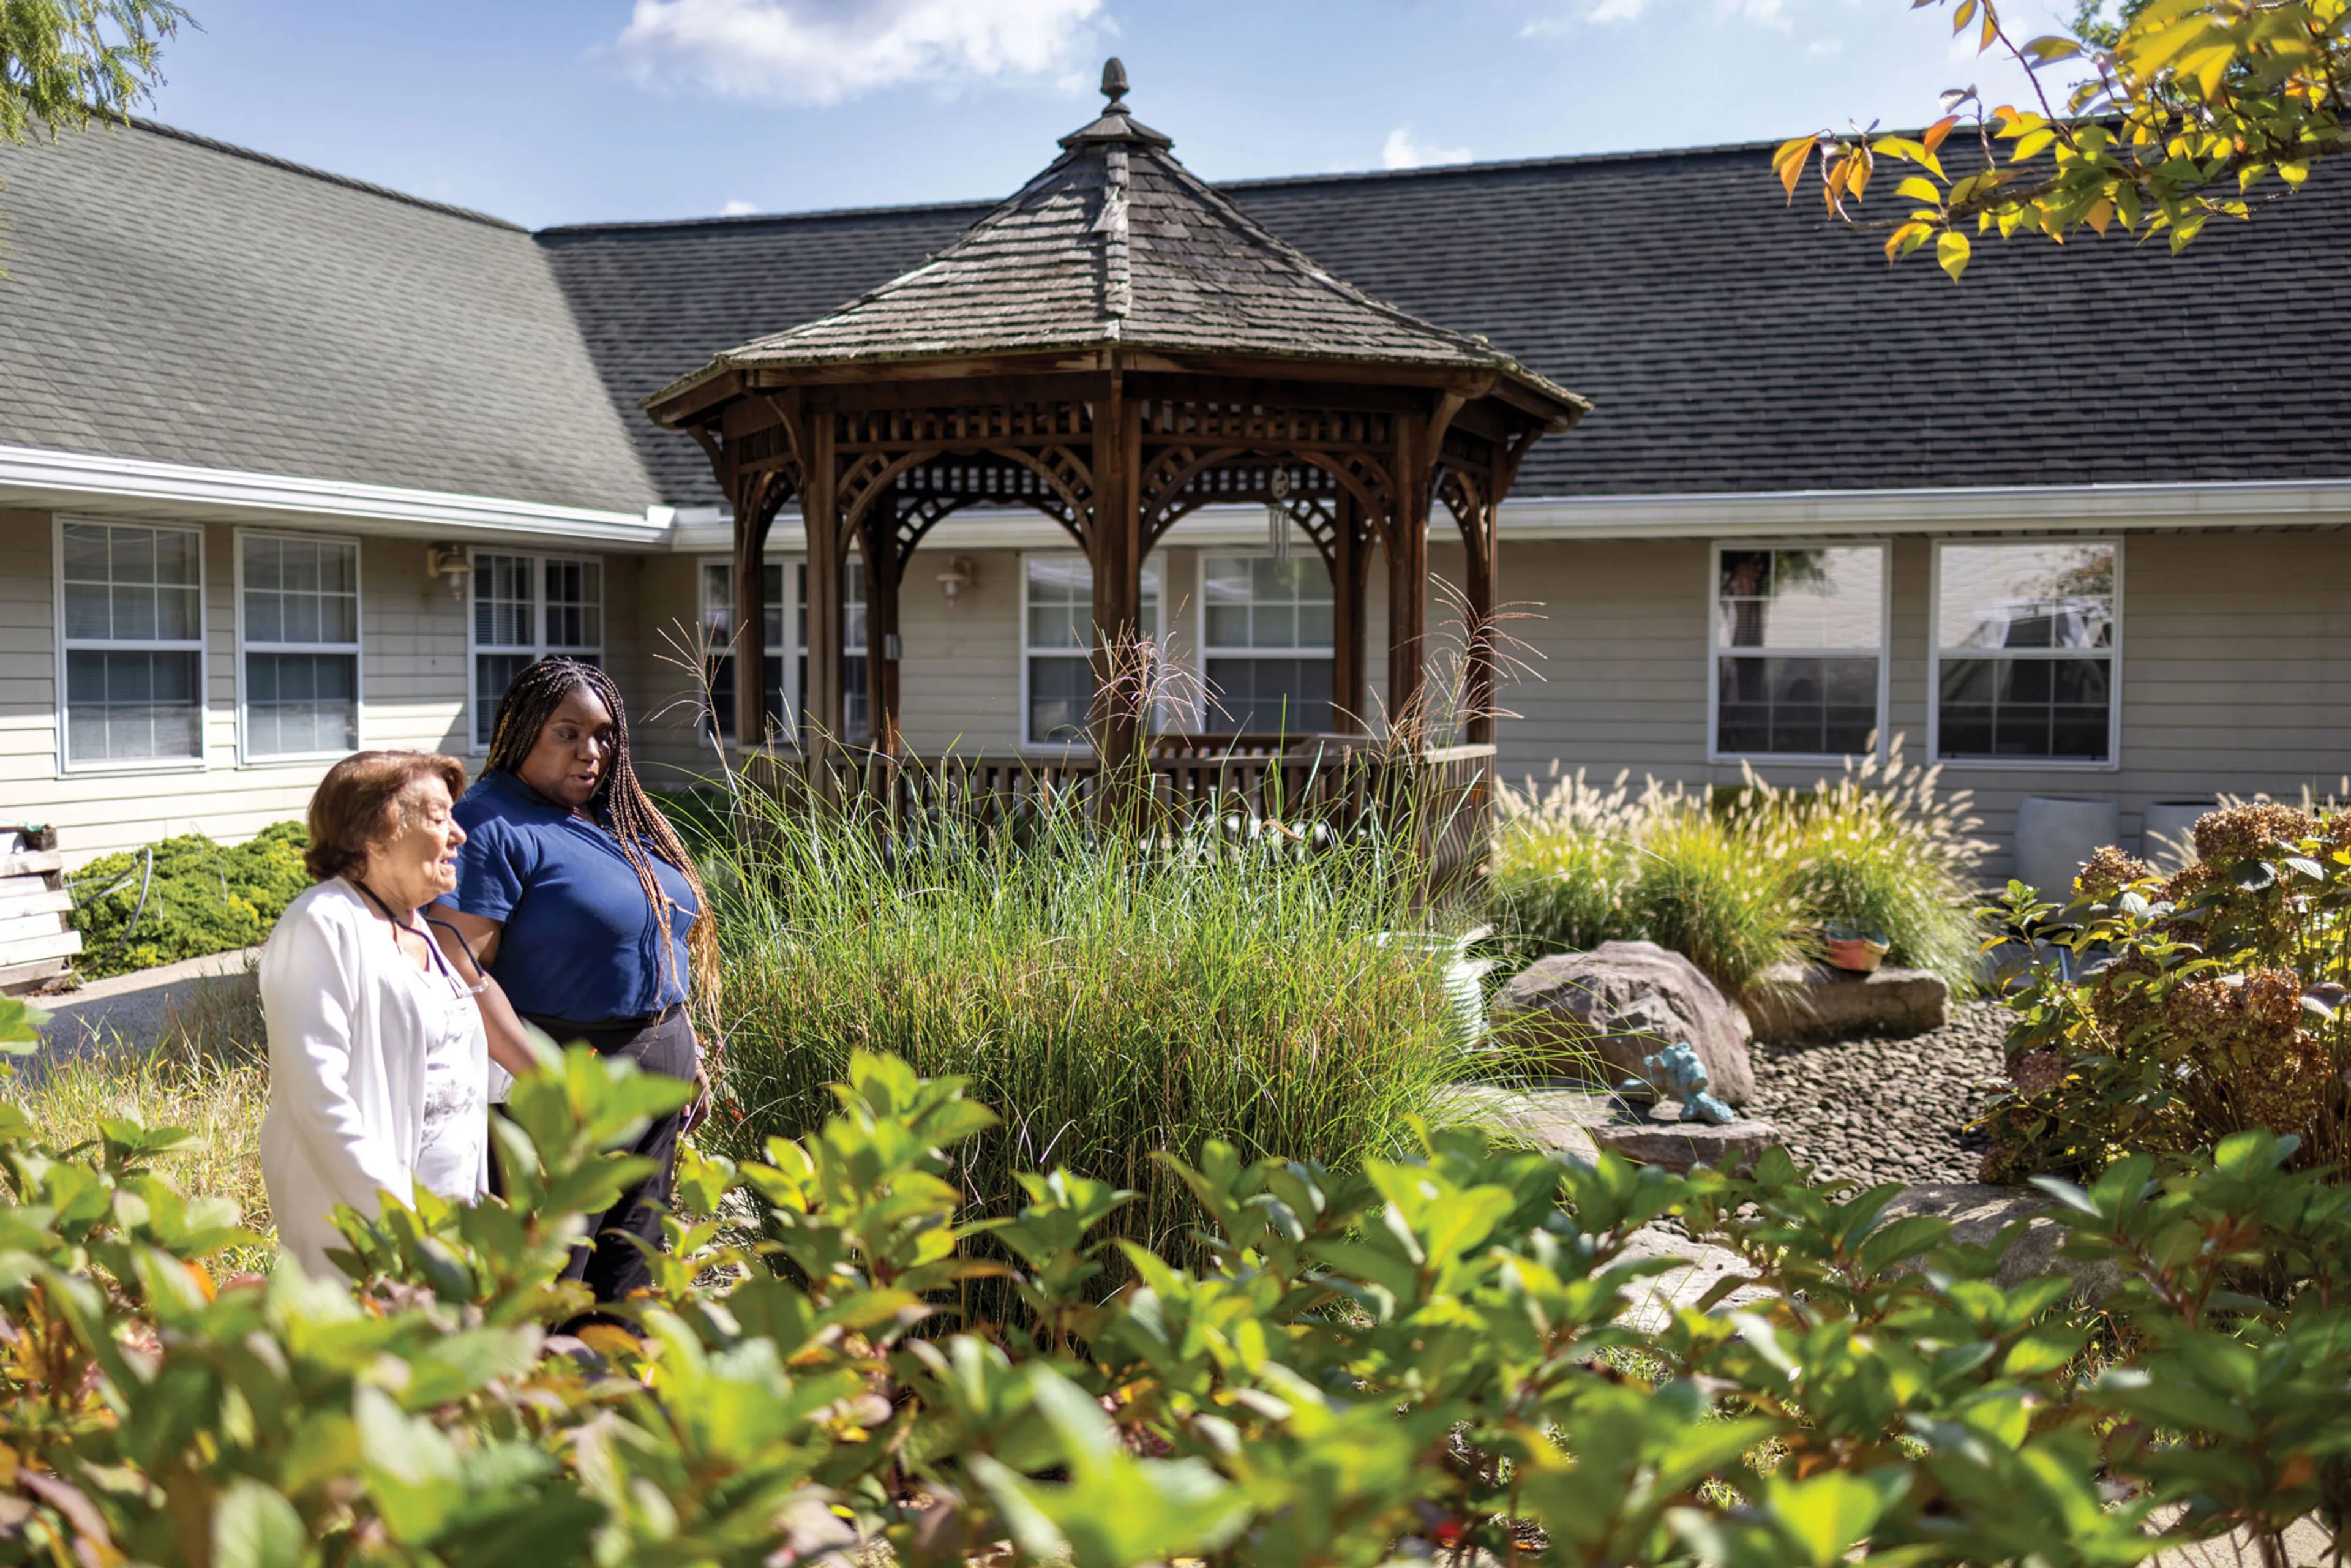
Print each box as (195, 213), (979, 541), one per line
(1617, 1040), (1737, 1126)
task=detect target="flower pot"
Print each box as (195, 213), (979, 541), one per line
(1823, 934), (1889, 973)
(2015, 795), (2120, 903)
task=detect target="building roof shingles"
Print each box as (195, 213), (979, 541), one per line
(0, 120), (659, 512)
(8, 116), (2351, 517)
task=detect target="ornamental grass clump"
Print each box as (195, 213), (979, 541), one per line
(1490, 741), (1988, 996)
(693, 767), (1477, 1269)
(1979, 800), (2351, 1182)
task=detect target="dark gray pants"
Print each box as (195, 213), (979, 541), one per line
(516, 1007), (697, 1306)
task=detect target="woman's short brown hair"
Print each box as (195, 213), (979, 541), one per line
(304, 751), (468, 882)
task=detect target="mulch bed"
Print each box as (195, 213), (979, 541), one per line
(1745, 999), (2008, 1188)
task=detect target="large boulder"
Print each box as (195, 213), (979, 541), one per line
(1745, 961), (1950, 1045)
(1492, 940), (1757, 1106)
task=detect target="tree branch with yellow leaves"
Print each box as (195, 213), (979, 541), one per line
(1775, 0), (2351, 278)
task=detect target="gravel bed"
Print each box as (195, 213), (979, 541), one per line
(1745, 1000), (2009, 1188)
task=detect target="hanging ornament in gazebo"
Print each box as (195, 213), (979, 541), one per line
(1265, 467), (1292, 563)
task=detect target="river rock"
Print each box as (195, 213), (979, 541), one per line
(1491, 940), (1757, 1106)
(1746, 961), (1950, 1046)
(1878, 1181), (2118, 1299)
(1590, 1109), (1782, 1174)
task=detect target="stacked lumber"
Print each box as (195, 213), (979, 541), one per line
(0, 826), (79, 995)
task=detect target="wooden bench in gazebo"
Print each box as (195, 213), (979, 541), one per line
(644, 59), (1588, 846)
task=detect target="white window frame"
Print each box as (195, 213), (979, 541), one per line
(1927, 536), (2123, 772)
(697, 555), (790, 745)
(233, 527), (363, 767)
(1194, 550), (1337, 737)
(53, 516), (209, 776)
(465, 549), (604, 753)
(1019, 550), (1164, 752)
(697, 554), (872, 747)
(1706, 539), (1892, 766)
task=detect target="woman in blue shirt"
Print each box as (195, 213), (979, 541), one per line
(433, 656), (718, 1308)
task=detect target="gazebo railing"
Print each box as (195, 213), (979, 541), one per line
(737, 738), (1497, 891)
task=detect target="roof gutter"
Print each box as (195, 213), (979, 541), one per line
(1499, 477), (2351, 538)
(0, 444), (673, 547)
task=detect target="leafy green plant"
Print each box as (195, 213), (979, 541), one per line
(1491, 745), (1988, 996)
(65, 820), (309, 979)
(1981, 802), (2351, 1182)
(6, 1039), (2351, 1565)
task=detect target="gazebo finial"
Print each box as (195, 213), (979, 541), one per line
(1100, 57), (1129, 110)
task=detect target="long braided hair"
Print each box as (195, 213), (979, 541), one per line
(486, 658), (721, 1035)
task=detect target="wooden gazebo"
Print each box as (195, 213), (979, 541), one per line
(645, 59), (1588, 802)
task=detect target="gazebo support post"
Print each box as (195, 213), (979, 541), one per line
(1387, 413), (1431, 743)
(864, 498), (901, 755)
(730, 495), (775, 751)
(802, 403), (842, 796)
(1332, 492), (1370, 735)
(1462, 456), (1501, 748)
(1089, 375), (1148, 825)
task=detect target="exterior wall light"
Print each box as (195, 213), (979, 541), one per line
(426, 543), (470, 601)
(937, 555), (975, 603)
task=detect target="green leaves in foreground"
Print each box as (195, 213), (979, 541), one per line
(0, 1045), (2346, 1564)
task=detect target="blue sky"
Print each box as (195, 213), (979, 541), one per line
(137, 0), (2071, 229)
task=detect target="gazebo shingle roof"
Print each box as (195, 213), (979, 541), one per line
(650, 72), (1582, 416)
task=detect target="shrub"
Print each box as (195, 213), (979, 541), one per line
(4, 999), (2349, 1566)
(1979, 801), (2351, 1182)
(65, 820), (310, 979)
(1491, 743), (1989, 996)
(696, 776), (1483, 1272)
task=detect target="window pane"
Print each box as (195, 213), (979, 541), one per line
(61, 525), (204, 648)
(1717, 546), (1882, 650)
(1717, 655), (1878, 757)
(474, 554), (532, 648)
(64, 650), (201, 764)
(1937, 542), (2115, 651)
(1204, 553), (1330, 655)
(700, 562), (733, 635)
(545, 559), (602, 650)
(1937, 655), (2111, 761)
(1025, 555), (1161, 652)
(246, 651), (357, 756)
(474, 652), (533, 748)
(1029, 656), (1092, 745)
(1204, 657), (1333, 735)
(244, 536), (356, 648)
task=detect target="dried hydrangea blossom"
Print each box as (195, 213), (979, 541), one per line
(2077, 844), (2154, 901)
(2192, 803), (2317, 866)
(2012, 1048), (2066, 1096)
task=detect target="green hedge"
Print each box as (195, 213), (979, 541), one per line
(3, 1029), (2345, 1565)
(65, 821), (310, 979)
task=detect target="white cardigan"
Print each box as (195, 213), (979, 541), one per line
(258, 879), (480, 1279)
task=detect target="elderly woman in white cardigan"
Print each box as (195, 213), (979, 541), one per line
(258, 750), (533, 1279)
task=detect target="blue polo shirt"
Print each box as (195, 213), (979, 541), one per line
(437, 770), (699, 1022)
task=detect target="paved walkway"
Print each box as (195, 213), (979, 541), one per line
(32, 947), (263, 1065)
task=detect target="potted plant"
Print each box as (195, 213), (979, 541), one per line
(1822, 918), (1891, 975)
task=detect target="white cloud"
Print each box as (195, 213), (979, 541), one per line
(1524, 0), (1793, 32)
(1382, 126), (1474, 170)
(617, 0), (1104, 106)
(720, 198), (760, 216)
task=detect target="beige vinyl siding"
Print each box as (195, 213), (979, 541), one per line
(1468, 529), (2351, 882)
(3, 511), (485, 866)
(901, 544), (1026, 753)
(629, 551), (713, 780)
